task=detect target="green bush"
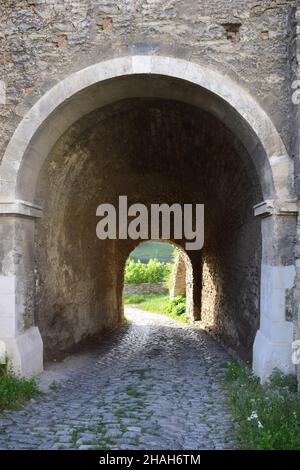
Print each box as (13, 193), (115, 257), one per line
(225, 362), (300, 450)
(124, 258), (172, 284)
(166, 295), (186, 316)
(0, 365), (40, 410)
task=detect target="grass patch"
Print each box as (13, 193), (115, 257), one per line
(225, 361), (300, 450)
(125, 293), (170, 312)
(124, 293), (188, 324)
(0, 365), (40, 411)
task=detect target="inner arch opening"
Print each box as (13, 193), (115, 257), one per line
(123, 240), (194, 324)
(34, 97), (262, 361)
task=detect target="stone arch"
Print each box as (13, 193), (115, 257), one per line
(0, 56), (297, 380)
(0, 56), (295, 203)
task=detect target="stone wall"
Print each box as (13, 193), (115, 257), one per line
(170, 255), (186, 299)
(0, 0), (297, 162)
(124, 283), (168, 295)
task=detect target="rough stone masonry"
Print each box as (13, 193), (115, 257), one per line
(0, 0), (299, 384)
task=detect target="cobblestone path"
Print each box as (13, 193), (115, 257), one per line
(0, 308), (235, 450)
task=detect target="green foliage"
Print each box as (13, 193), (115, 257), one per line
(225, 362), (300, 450)
(0, 365), (40, 411)
(124, 293), (188, 324)
(125, 258), (172, 284)
(163, 261), (174, 290)
(166, 295), (186, 317)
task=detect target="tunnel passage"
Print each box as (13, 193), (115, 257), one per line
(34, 97), (262, 360)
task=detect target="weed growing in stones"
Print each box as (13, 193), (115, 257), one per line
(127, 367), (152, 380)
(0, 365), (40, 411)
(225, 362), (300, 450)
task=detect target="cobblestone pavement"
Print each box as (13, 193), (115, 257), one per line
(0, 308), (236, 450)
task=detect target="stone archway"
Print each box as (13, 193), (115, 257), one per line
(0, 56), (297, 380)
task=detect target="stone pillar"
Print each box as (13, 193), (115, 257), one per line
(170, 254), (186, 299)
(295, 214), (300, 388)
(253, 200), (298, 381)
(0, 202), (43, 377)
(170, 251), (197, 321)
(293, 4), (300, 390)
